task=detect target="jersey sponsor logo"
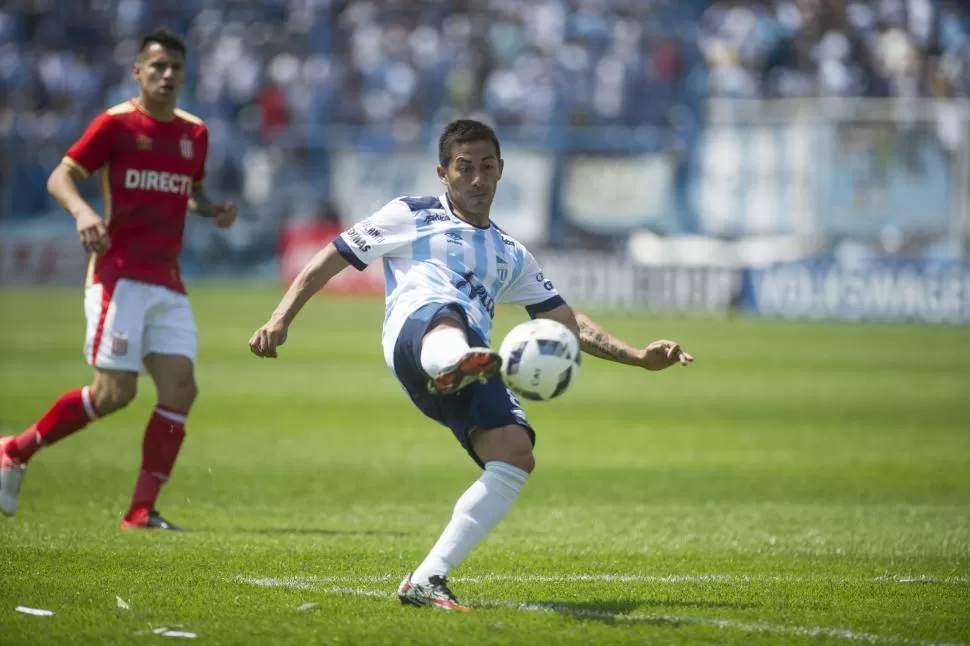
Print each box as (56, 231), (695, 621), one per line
(124, 169), (193, 195)
(501, 236), (515, 247)
(136, 135), (152, 151)
(346, 226), (371, 253)
(535, 272), (554, 291)
(358, 220), (385, 243)
(179, 136), (193, 159)
(445, 231), (463, 245)
(423, 212), (450, 225)
(454, 270), (496, 317)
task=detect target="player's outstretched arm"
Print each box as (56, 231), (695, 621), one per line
(574, 310), (694, 370)
(248, 242), (350, 358)
(47, 162), (109, 255)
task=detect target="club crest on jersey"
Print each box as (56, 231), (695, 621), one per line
(136, 135), (152, 151)
(179, 137), (193, 159)
(110, 332), (129, 356)
(496, 257), (509, 281)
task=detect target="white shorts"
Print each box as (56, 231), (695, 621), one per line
(84, 279), (197, 372)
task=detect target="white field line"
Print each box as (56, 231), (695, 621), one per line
(232, 577), (966, 646)
(232, 573), (970, 586)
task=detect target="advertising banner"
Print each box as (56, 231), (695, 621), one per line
(561, 154), (674, 234)
(538, 253), (740, 315)
(743, 259), (970, 323)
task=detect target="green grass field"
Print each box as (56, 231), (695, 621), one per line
(0, 286), (968, 645)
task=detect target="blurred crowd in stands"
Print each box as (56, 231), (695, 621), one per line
(1, 0), (968, 230)
(702, 0), (970, 99)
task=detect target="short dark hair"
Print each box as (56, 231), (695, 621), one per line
(438, 119), (501, 167)
(139, 27), (186, 58)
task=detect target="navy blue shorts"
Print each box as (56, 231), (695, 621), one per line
(392, 302), (535, 468)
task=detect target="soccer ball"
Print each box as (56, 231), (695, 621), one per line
(498, 319), (581, 401)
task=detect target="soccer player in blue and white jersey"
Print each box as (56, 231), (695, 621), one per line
(249, 120), (694, 611)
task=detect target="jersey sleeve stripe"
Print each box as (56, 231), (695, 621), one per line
(174, 108), (205, 125)
(106, 101), (136, 115)
(333, 236), (367, 271)
(62, 156), (91, 178)
(525, 295), (566, 318)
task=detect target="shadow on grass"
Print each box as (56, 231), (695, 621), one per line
(517, 599), (757, 626)
(638, 598), (758, 611)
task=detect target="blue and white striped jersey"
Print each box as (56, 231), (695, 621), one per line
(333, 194), (565, 370)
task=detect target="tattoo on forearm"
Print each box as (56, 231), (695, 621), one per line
(578, 319), (631, 362)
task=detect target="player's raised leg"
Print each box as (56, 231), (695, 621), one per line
(398, 424), (533, 611)
(422, 318), (501, 396)
(0, 369), (137, 517)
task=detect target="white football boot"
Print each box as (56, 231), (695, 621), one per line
(397, 572), (470, 612)
(0, 437), (26, 517)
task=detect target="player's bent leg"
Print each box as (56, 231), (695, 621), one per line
(1, 370), (134, 517)
(400, 424), (532, 610)
(394, 312), (532, 609)
(422, 319), (500, 395)
(120, 353), (195, 531)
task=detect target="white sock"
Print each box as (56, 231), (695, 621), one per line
(419, 326), (470, 378)
(410, 461), (529, 584)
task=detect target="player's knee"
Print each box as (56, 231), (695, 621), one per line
(181, 379), (199, 407)
(91, 374), (137, 414)
(144, 355), (197, 410)
(504, 446), (535, 474)
(159, 374), (198, 410)
(472, 424), (536, 474)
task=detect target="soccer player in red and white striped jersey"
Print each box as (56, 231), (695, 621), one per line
(0, 28), (237, 530)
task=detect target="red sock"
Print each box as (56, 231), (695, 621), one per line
(124, 405), (186, 522)
(5, 387), (99, 462)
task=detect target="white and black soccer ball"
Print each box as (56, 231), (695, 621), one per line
(498, 319), (581, 401)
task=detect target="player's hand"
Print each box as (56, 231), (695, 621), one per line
(638, 340), (694, 371)
(249, 319), (288, 358)
(212, 202), (237, 229)
(76, 210), (109, 255)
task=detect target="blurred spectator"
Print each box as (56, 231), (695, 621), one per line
(2, 0), (968, 223)
(700, 0), (970, 100)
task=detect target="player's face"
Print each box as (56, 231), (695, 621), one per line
(438, 140), (503, 218)
(133, 44), (185, 104)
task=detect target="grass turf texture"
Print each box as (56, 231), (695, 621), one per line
(0, 286), (968, 645)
